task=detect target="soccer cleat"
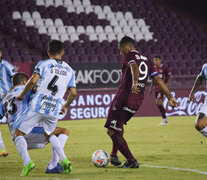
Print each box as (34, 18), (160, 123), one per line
(45, 163), (64, 174)
(160, 121), (168, 126)
(121, 159), (139, 168)
(21, 161), (35, 176)
(0, 149), (8, 157)
(62, 158), (72, 174)
(110, 155), (122, 166)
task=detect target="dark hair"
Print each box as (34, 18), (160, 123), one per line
(48, 40), (64, 56)
(12, 73), (28, 86)
(119, 36), (134, 47)
(0, 48), (2, 53)
(154, 55), (161, 59)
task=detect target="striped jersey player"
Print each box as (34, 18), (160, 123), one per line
(0, 48), (17, 157)
(13, 40), (77, 176)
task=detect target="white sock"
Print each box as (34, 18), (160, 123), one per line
(0, 130), (6, 150)
(200, 126), (207, 137)
(48, 135), (68, 169)
(49, 135), (66, 162)
(15, 136), (31, 166)
(163, 119), (168, 122)
(48, 134), (68, 169)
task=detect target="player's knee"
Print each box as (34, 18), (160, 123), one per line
(62, 128), (69, 136)
(195, 113), (206, 131)
(13, 128), (24, 140)
(107, 129), (115, 137)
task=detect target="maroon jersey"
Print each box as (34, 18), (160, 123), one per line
(114, 50), (158, 108)
(154, 64), (171, 92)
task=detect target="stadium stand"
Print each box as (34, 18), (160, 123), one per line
(0, 0), (207, 88)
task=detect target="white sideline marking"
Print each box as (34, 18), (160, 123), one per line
(141, 164), (207, 175)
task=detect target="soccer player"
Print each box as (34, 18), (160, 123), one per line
(0, 72), (70, 174)
(189, 63), (207, 139)
(0, 48), (17, 157)
(149, 56), (172, 125)
(105, 36), (179, 168)
(14, 40), (77, 176)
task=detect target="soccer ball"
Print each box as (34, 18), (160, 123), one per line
(92, 150), (109, 167)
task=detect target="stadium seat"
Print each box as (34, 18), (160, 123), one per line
(116, 12), (124, 20)
(64, 0), (72, 6)
(73, 0), (81, 6)
(45, 0), (54, 7)
(82, 0), (91, 6)
(32, 11), (41, 20)
(35, 19), (44, 27)
(95, 26), (104, 34)
(12, 11), (21, 19)
(125, 12), (133, 20)
(67, 26), (76, 34)
(76, 6), (84, 14)
(86, 26), (95, 34)
(55, 18), (64, 26)
(85, 6), (93, 14)
(36, 0), (45, 6)
(25, 19), (35, 27)
(70, 33), (79, 42)
(57, 26), (66, 34)
(77, 25), (85, 35)
(45, 18), (54, 27)
(51, 34), (60, 40)
(67, 6), (75, 13)
(38, 26), (47, 34)
(55, 0), (64, 7)
(48, 26), (57, 35)
(22, 11), (31, 20)
(89, 34), (98, 41)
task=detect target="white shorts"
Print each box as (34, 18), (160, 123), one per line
(199, 103), (207, 116)
(15, 110), (58, 135)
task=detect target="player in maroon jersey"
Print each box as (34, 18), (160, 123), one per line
(104, 36), (179, 168)
(149, 56), (172, 125)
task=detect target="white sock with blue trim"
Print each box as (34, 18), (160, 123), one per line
(15, 136), (31, 166)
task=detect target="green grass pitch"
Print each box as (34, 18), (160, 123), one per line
(1, 116), (207, 179)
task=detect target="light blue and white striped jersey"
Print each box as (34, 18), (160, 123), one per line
(200, 63), (207, 80)
(0, 59), (17, 100)
(0, 85), (33, 135)
(30, 59), (76, 117)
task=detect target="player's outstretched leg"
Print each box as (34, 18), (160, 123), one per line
(49, 134), (72, 174)
(107, 129), (139, 168)
(157, 99), (168, 125)
(46, 128), (69, 174)
(14, 130), (35, 176)
(195, 113), (207, 137)
(0, 130), (8, 157)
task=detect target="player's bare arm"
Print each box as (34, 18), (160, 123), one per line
(60, 87), (77, 114)
(149, 79), (154, 94)
(166, 74), (172, 87)
(130, 63), (140, 94)
(17, 73), (40, 100)
(189, 75), (204, 102)
(153, 76), (179, 107)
